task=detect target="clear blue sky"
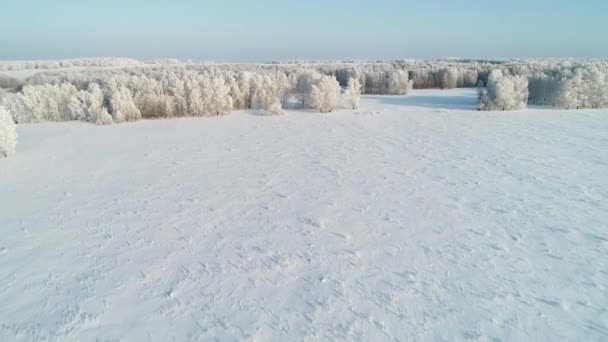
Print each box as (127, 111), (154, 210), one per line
(1, 0), (606, 61)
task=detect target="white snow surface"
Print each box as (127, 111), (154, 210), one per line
(1, 89), (607, 341)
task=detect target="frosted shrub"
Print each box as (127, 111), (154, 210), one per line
(267, 102), (285, 115)
(0, 107), (17, 157)
(96, 108), (114, 125)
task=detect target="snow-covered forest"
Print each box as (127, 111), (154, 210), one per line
(1, 66), (361, 124)
(0, 58), (143, 72)
(1, 58), (607, 125)
(1, 58), (608, 157)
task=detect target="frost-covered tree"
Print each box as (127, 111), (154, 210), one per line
(387, 70), (413, 95)
(1, 93), (28, 124)
(68, 92), (89, 121)
(166, 74), (188, 117)
(291, 69), (324, 107)
(201, 77), (233, 116)
(528, 74), (558, 107)
(479, 70), (528, 111)
(67, 83), (105, 122)
(250, 72), (289, 115)
(440, 68), (459, 89)
(33, 83), (77, 121)
(527, 66), (608, 109)
(309, 76), (341, 113)
(108, 85), (142, 122)
(186, 82), (206, 116)
(361, 70), (412, 95)
(586, 67), (608, 108)
(234, 71), (253, 109)
(343, 77), (361, 109)
(0, 107), (17, 157)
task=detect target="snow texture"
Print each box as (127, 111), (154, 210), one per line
(0, 89), (606, 341)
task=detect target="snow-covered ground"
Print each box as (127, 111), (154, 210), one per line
(1, 89), (607, 341)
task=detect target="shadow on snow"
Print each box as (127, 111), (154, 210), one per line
(365, 92), (479, 111)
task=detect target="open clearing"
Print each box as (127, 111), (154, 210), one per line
(1, 89), (607, 341)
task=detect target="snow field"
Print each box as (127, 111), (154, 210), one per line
(0, 89), (607, 341)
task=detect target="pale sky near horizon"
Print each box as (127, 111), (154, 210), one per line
(1, 0), (606, 61)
